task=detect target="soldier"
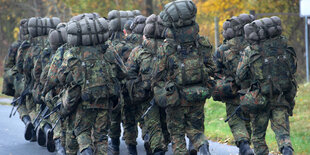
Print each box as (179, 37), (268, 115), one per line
(152, 1), (214, 153)
(61, 17), (126, 155)
(212, 14), (255, 155)
(106, 10), (141, 155)
(3, 19), (28, 132)
(126, 14), (170, 155)
(236, 16), (296, 155)
(117, 16), (147, 155)
(41, 23), (69, 154)
(16, 17), (51, 142)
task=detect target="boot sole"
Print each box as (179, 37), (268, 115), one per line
(46, 130), (55, 152)
(25, 123), (34, 141)
(189, 150), (197, 155)
(37, 128), (46, 146)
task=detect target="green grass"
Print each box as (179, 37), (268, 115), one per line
(204, 83), (310, 154)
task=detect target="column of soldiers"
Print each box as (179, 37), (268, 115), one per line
(2, 0), (297, 155)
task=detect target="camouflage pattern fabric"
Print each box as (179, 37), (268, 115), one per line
(236, 36), (296, 154)
(213, 36), (252, 146)
(126, 38), (170, 152)
(165, 100), (208, 154)
(152, 28), (214, 153)
(74, 103), (111, 154)
(64, 110), (79, 155)
(62, 43), (126, 154)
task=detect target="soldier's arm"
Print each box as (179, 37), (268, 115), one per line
(236, 47), (251, 85)
(213, 44), (227, 79)
(16, 40), (31, 74)
(126, 47), (140, 80)
(151, 42), (169, 86)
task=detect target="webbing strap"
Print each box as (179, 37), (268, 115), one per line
(93, 19), (100, 45)
(85, 19), (93, 45)
(75, 21), (83, 45)
(57, 30), (63, 45)
(35, 18), (38, 37)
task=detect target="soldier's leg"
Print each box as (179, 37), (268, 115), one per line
(250, 110), (270, 155)
(270, 106), (293, 153)
(165, 105), (187, 154)
(93, 108), (110, 155)
(74, 104), (96, 153)
(18, 104), (29, 120)
(65, 112), (79, 155)
(185, 104), (209, 151)
(25, 95), (37, 141)
(226, 103), (251, 146)
(122, 98), (138, 146)
(143, 104), (168, 153)
(108, 98), (121, 154)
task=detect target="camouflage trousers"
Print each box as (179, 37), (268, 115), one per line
(165, 100), (208, 154)
(225, 102), (252, 146)
(141, 101), (170, 153)
(250, 105), (292, 155)
(64, 111), (79, 155)
(108, 98), (121, 140)
(122, 95), (142, 146)
(74, 102), (111, 154)
(17, 103), (29, 120)
(26, 95), (37, 122)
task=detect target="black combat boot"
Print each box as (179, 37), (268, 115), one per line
(43, 124), (52, 147)
(188, 140), (197, 155)
(282, 146), (293, 155)
(239, 141), (254, 155)
(199, 143), (211, 155)
(109, 138), (120, 155)
(23, 115), (35, 141)
(46, 128), (55, 152)
(81, 147), (93, 155)
(36, 127), (45, 146)
(127, 144), (137, 155)
(54, 138), (66, 155)
(153, 149), (165, 155)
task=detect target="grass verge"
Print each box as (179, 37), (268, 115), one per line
(204, 83), (310, 154)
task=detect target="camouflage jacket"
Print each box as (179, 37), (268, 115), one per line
(213, 36), (251, 89)
(236, 36), (297, 107)
(43, 44), (69, 94)
(126, 38), (163, 102)
(4, 41), (22, 71)
(153, 36), (214, 86)
(61, 44), (127, 108)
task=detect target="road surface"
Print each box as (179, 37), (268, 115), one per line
(0, 103), (239, 155)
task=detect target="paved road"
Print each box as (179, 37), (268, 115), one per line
(0, 103), (239, 155)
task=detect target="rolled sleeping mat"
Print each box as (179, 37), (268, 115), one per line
(130, 15), (147, 34)
(67, 18), (109, 46)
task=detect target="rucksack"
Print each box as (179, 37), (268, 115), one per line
(68, 45), (116, 107)
(108, 10), (135, 32)
(67, 18), (109, 46)
(160, 0), (197, 28)
(49, 23), (67, 50)
(28, 17), (61, 38)
(248, 36), (296, 98)
(244, 16), (282, 41)
(164, 24), (213, 103)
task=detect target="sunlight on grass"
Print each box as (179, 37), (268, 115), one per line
(204, 83), (310, 154)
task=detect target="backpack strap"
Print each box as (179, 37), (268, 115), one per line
(75, 21), (83, 46)
(85, 19), (93, 46)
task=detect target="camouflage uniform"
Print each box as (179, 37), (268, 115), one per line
(3, 40), (28, 119)
(127, 38), (170, 153)
(16, 36), (47, 121)
(153, 26), (214, 154)
(45, 44), (79, 154)
(62, 44), (126, 154)
(213, 36), (252, 146)
(107, 32), (125, 145)
(236, 36), (296, 155)
(118, 33), (144, 146)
